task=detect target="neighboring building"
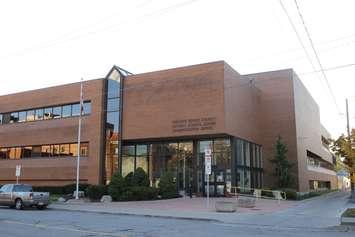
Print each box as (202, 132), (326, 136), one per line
(0, 61), (337, 193)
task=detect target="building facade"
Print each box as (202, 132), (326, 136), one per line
(0, 61), (337, 193)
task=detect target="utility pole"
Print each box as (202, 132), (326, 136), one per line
(75, 79), (83, 200)
(346, 98), (350, 138)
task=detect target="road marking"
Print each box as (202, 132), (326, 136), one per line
(1, 220), (128, 237)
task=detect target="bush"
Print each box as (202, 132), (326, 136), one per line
(261, 190), (274, 198)
(86, 185), (107, 201)
(159, 172), (179, 199)
(63, 183), (90, 195)
(281, 188), (298, 200)
(121, 186), (158, 201)
(108, 172), (127, 201)
(33, 186), (65, 194)
(132, 168), (150, 187)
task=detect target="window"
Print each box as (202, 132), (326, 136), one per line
(107, 98), (119, 112)
(80, 143), (89, 157)
(44, 107), (52, 120)
(13, 185), (32, 192)
(60, 144), (70, 156)
(71, 104), (80, 116)
(0, 143), (89, 160)
(18, 111), (26, 122)
(10, 112), (19, 123)
(52, 107), (62, 119)
(0, 114), (2, 124)
(0, 148), (8, 159)
(23, 147), (32, 158)
(26, 110), (35, 121)
(52, 145), (60, 156)
(83, 102), (91, 115)
(41, 145), (51, 157)
(107, 79), (120, 98)
(106, 111), (119, 132)
(32, 146), (41, 157)
(70, 144), (78, 157)
(35, 109), (44, 120)
(62, 105), (71, 118)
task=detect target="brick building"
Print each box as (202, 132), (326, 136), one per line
(0, 61), (337, 193)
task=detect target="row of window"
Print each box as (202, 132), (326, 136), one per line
(0, 102), (91, 125)
(0, 143), (89, 160)
(307, 157), (334, 170)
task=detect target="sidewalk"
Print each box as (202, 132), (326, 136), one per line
(50, 196), (296, 223)
(50, 191), (355, 229)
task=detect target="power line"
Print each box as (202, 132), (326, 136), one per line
(300, 63), (355, 75)
(293, 0), (341, 113)
(278, 0), (319, 75)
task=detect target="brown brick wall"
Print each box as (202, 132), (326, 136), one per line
(0, 79), (105, 186)
(122, 61), (226, 140)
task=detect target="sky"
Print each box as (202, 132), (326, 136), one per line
(0, 0), (354, 138)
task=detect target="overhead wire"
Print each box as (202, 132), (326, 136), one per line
(293, 0), (341, 113)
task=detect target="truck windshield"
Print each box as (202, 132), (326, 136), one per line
(13, 185), (32, 192)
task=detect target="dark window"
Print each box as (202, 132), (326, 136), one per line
(62, 105), (71, 118)
(107, 98), (119, 112)
(83, 102), (91, 115)
(26, 110), (35, 121)
(10, 112), (19, 123)
(35, 109), (44, 120)
(23, 147), (32, 158)
(52, 107), (62, 119)
(0, 148), (8, 159)
(32, 146), (41, 157)
(2, 113), (11, 124)
(13, 185), (32, 192)
(44, 107), (52, 120)
(71, 104), (80, 116)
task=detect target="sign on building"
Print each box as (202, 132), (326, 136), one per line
(204, 148), (212, 175)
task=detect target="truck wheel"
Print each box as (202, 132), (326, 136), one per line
(15, 199), (23, 210)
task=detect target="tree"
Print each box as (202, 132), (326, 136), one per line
(331, 129), (355, 199)
(270, 136), (294, 188)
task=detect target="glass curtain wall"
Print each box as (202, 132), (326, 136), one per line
(234, 138), (263, 192)
(121, 137), (263, 196)
(104, 70), (121, 184)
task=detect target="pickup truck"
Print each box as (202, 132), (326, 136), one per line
(0, 184), (49, 210)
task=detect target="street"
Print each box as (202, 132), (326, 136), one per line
(0, 192), (354, 237)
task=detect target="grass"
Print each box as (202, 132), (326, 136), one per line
(342, 208), (355, 218)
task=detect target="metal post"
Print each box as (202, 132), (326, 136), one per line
(207, 174), (209, 208)
(346, 98), (350, 138)
(75, 79), (83, 200)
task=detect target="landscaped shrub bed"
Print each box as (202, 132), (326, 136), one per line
(108, 168), (179, 201)
(33, 183), (89, 195)
(86, 184), (108, 201)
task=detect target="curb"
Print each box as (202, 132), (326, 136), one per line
(48, 206), (221, 223)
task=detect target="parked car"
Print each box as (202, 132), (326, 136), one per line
(0, 184), (49, 210)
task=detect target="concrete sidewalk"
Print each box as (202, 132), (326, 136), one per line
(50, 191), (355, 228)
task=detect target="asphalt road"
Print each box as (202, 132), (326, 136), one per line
(0, 205), (354, 237)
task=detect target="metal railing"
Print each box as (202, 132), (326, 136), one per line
(230, 186), (287, 204)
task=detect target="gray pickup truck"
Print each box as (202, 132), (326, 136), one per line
(0, 184), (49, 210)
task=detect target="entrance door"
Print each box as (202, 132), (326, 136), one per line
(205, 169), (226, 196)
(176, 142), (193, 195)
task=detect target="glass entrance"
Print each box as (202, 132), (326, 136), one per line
(177, 142), (193, 195)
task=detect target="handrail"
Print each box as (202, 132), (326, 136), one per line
(230, 186), (287, 203)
